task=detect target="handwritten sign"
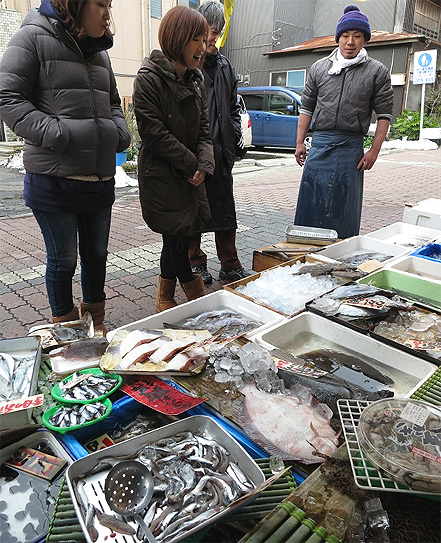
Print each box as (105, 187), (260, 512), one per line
(121, 376), (206, 415)
(0, 394), (44, 416)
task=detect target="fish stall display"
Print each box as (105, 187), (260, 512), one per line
(234, 261), (347, 315)
(238, 383), (339, 464)
(307, 282), (414, 329)
(358, 398), (441, 493)
(28, 312), (94, 350)
(51, 369), (122, 404)
(67, 416), (265, 543)
(372, 307), (441, 362)
(0, 350), (37, 402)
(49, 336), (109, 375)
(100, 328), (213, 375)
(166, 308), (262, 340)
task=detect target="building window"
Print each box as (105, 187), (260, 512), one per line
(270, 70), (306, 92)
(151, 0), (162, 19)
(177, 0), (200, 8)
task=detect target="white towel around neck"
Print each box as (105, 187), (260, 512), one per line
(328, 48), (368, 75)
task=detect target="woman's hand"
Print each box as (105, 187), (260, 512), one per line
(187, 170), (206, 186)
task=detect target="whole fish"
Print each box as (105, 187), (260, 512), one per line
(94, 507), (136, 535)
(239, 383), (339, 464)
(279, 367), (394, 416)
(49, 337), (108, 362)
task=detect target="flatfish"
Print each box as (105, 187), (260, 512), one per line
(49, 337), (108, 362)
(239, 383), (339, 464)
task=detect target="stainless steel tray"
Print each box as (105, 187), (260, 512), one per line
(285, 225), (338, 245)
(66, 415), (265, 543)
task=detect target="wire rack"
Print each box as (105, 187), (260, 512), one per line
(337, 399), (433, 495)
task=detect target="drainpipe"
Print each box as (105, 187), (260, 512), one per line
(141, 0), (147, 58)
(148, 0), (152, 54)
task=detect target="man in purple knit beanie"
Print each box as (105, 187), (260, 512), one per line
(294, 5), (393, 239)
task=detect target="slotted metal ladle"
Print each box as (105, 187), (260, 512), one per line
(104, 460), (156, 542)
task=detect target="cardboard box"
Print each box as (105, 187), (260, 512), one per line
(403, 198), (441, 229)
(252, 241), (325, 272)
(223, 256), (341, 317)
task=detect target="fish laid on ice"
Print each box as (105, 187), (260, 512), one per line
(239, 383), (339, 464)
(49, 337), (108, 362)
(164, 342), (211, 372)
(118, 336), (171, 370)
(119, 329), (164, 358)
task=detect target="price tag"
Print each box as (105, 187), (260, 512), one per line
(404, 339), (441, 352)
(121, 376), (206, 415)
(400, 402), (429, 426)
(0, 394), (44, 415)
(341, 297), (387, 310)
(84, 433), (116, 453)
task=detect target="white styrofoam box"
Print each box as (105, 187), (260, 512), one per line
(365, 221), (441, 249)
(252, 312), (437, 397)
(107, 290), (286, 342)
(311, 235), (409, 266)
(403, 198), (441, 229)
(0, 336), (42, 429)
(385, 255), (441, 283)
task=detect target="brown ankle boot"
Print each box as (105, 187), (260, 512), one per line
(52, 306), (80, 324)
(156, 276), (178, 312)
(80, 301), (107, 336)
(181, 273), (205, 302)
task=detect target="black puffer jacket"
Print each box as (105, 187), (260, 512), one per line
(133, 50), (214, 237)
(201, 53), (243, 232)
(0, 8), (130, 178)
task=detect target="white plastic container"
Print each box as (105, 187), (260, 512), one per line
(107, 290), (286, 342)
(385, 254), (441, 283)
(0, 336), (42, 429)
(252, 312), (437, 397)
(312, 235), (409, 266)
(365, 221), (441, 249)
(403, 198), (441, 229)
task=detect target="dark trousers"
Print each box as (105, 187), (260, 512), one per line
(161, 234), (193, 283)
(32, 207), (111, 317)
(189, 230), (241, 271)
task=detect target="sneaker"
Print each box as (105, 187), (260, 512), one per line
(192, 264), (212, 285)
(219, 266), (251, 281)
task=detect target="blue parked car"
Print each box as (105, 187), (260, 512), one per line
(238, 86), (308, 149)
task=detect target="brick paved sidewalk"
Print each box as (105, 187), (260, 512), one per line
(0, 147), (440, 339)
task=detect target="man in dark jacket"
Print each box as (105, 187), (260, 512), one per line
(189, 0), (250, 284)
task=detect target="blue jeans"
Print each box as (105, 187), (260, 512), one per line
(32, 208), (111, 317)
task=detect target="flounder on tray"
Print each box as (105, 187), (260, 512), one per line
(100, 328), (212, 375)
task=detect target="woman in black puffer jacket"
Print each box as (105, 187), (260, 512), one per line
(0, 0), (131, 333)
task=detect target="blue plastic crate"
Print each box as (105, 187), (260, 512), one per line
(115, 150), (127, 166)
(411, 243), (441, 263)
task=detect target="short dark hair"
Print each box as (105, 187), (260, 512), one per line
(197, 1), (225, 33)
(51, 0), (114, 38)
(159, 6), (209, 65)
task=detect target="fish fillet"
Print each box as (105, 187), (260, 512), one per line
(149, 338), (198, 364)
(119, 329), (163, 358)
(118, 337), (171, 370)
(240, 383), (338, 464)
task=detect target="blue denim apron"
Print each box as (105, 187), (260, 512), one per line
(294, 130), (365, 239)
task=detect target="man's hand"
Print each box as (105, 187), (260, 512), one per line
(357, 148), (379, 171)
(187, 170), (206, 186)
(295, 143), (307, 166)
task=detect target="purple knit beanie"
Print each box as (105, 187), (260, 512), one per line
(335, 5), (371, 43)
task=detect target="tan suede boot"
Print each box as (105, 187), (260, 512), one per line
(181, 273), (205, 302)
(80, 301), (107, 336)
(52, 306), (80, 323)
(155, 276), (178, 312)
